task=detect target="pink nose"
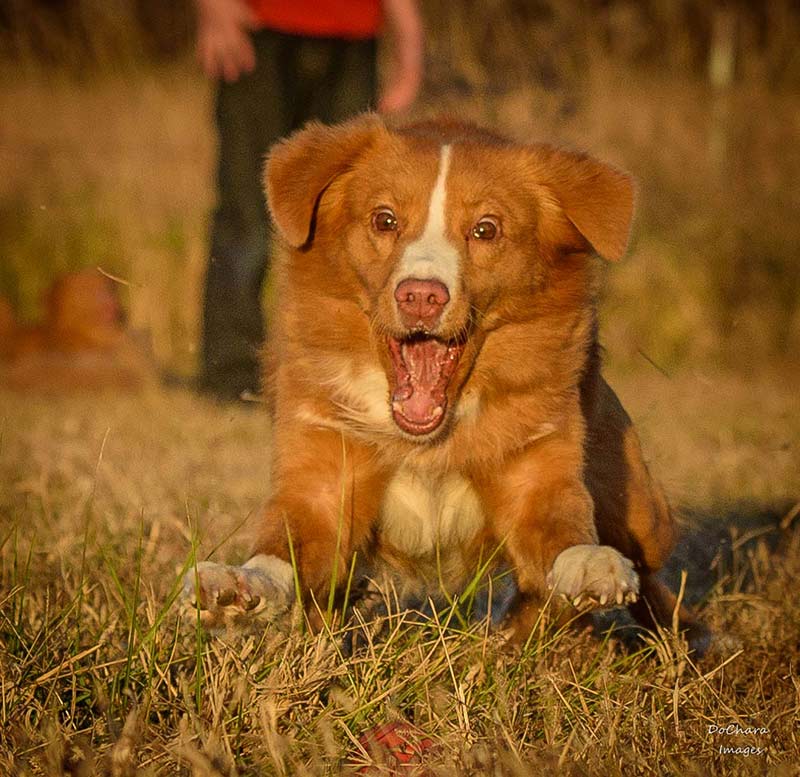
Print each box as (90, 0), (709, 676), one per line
(394, 278), (450, 330)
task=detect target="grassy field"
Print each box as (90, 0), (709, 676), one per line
(0, 373), (798, 775)
(1, 17), (800, 773)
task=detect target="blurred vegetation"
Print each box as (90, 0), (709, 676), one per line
(0, 0), (194, 68)
(1, 0), (799, 374)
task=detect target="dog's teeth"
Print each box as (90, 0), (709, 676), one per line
(431, 406), (443, 418)
(616, 590), (624, 605)
(392, 401), (402, 412)
(599, 594), (608, 606)
(573, 595), (583, 608)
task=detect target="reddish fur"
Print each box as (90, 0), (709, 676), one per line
(0, 296), (16, 360)
(0, 269), (152, 391)
(257, 114), (703, 643)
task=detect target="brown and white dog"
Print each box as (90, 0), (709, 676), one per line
(185, 115), (706, 650)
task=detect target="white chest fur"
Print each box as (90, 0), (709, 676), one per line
(378, 465), (485, 560)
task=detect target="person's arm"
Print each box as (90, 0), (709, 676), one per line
(195, 0), (257, 83)
(378, 0), (424, 114)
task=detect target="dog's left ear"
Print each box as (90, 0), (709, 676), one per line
(265, 113), (386, 248)
(532, 147), (636, 261)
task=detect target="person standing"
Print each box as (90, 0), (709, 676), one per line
(195, 0), (423, 401)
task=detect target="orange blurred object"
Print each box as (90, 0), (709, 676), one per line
(0, 269), (153, 391)
(353, 720), (436, 774)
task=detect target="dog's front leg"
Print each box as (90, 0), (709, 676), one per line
(184, 425), (388, 631)
(476, 438), (639, 641)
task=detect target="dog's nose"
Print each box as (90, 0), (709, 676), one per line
(394, 278), (450, 330)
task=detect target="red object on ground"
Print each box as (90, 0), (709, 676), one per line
(354, 720), (436, 772)
(247, 0), (382, 39)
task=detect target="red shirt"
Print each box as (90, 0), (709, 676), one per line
(248, 0), (382, 40)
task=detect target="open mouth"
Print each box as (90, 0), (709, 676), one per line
(387, 333), (464, 436)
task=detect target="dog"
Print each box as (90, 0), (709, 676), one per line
(184, 115), (708, 652)
(0, 268), (152, 391)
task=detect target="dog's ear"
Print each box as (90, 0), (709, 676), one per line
(265, 114), (386, 248)
(531, 147), (635, 261)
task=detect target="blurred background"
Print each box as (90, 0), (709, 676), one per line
(1, 0), (799, 378)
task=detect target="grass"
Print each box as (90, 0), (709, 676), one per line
(0, 374), (798, 775)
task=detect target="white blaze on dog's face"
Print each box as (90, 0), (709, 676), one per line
(383, 144), (466, 436)
(392, 144), (459, 302)
(265, 116), (635, 441)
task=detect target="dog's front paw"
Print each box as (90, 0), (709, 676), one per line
(546, 544), (639, 609)
(181, 554), (295, 631)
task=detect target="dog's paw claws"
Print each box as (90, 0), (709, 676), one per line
(180, 555), (295, 631)
(216, 589), (237, 607)
(548, 544), (640, 612)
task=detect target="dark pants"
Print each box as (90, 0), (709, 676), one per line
(200, 28), (377, 399)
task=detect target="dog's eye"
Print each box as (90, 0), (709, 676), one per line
(372, 208), (398, 232)
(470, 217), (499, 241)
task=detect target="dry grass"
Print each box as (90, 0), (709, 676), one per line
(1, 373), (798, 775)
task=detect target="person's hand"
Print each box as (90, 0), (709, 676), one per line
(378, 0), (424, 114)
(195, 0), (257, 83)
(379, 54), (422, 114)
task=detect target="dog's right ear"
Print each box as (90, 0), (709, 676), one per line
(265, 114), (386, 248)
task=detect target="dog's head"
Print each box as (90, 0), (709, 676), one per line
(46, 269), (126, 350)
(266, 115), (634, 440)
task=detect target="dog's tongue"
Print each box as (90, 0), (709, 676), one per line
(388, 337), (460, 435)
